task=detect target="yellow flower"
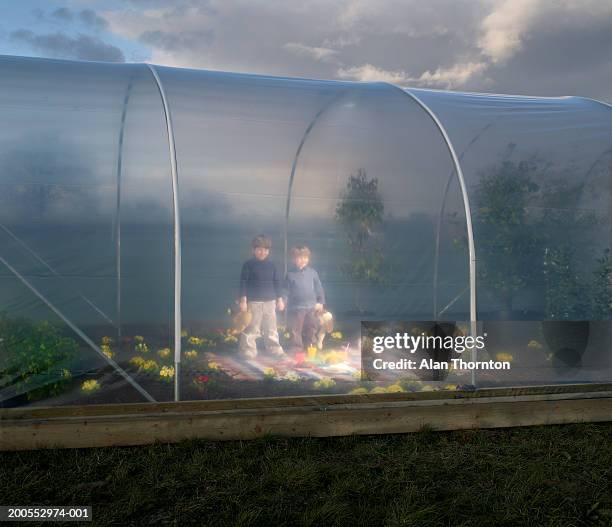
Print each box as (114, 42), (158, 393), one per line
(284, 331), (291, 339)
(263, 367), (277, 378)
(495, 352), (514, 363)
(101, 344), (114, 359)
(208, 361), (220, 371)
(444, 384), (458, 391)
(527, 340), (543, 349)
(61, 368), (72, 379)
(157, 348), (172, 358)
(141, 360), (158, 372)
(386, 384), (404, 393)
(135, 342), (149, 353)
(283, 372), (300, 382)
(81, 379), (100, 392)
(159, 365), (175, 379)
(330, 331), (343, 340)
(324, 351), (345, 364)
(181, 329), (188, 338)
(349, 387), (369, 395)
(130, 356), (145, 366)
(134, 335), (145, 343)
(370, 386), (387, 394)
(188, 336), (204, 346)
(184, 350), (198, 359)
(313, 378), (336, 390)
(224, 335), (238, 343)
(101, 336), (113, 345)
(352, 370), (363, 379)
(421, 385), (434, 392)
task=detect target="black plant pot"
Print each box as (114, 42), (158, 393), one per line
(541, 320), (590, 372)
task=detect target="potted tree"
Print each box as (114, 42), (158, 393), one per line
(538, 173), (606, 371)
(471, 152), (543, 319)
(465, 150), (547, 366)
(335, 169), (386, 314)
(542, 246), (590, 370)
(542, 248), (611, 369)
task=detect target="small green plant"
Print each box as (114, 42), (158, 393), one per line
(0, 315), (79, 401)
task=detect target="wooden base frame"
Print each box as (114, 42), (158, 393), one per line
(1, 384), (611, 451)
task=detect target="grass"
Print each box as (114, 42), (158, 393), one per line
(1, 423), (611, 526)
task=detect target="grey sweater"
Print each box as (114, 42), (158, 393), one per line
(284, 266), (325, 311)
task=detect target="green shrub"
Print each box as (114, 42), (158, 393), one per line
(0, 315), (79, 401)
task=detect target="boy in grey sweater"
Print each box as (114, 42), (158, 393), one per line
(284, 245), (325, 353)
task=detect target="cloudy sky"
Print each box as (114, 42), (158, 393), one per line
(1, 0), (612, 103)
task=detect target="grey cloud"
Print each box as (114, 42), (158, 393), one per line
(103, 0), (612, 104)
(33, 7), (109, 31)
(32, 8), (45, 22)
(464, 6), (612, 102)
(51, 7), (73, 22)
(9, 30), (125, 62)
(140, 29), (213, 52)
(79, 9), (109, 31)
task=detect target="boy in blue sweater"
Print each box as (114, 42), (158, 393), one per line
(238, 235), (285, 359)
(284, 245), (325, 354)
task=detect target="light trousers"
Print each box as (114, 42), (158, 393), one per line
(239, 300), (283, 355)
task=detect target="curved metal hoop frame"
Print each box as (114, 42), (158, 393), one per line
(387, 85), (478, 386)
(387, 85), (477, 325)
(284, 89), (350, 274)
(147, 64), (182, 402)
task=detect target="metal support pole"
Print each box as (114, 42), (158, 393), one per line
(387, 84), (478, 387)
(147, 64), (182, 402)
(433, 121), (496, 319)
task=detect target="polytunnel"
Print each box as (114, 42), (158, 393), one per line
(0, 54), (610, 408)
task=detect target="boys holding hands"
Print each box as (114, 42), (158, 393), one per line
(238, 238), (326, 360)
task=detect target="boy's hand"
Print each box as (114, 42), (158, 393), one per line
(315, 303), (323, 312)
(277, 298), (285, 311)
(239, 298), (248, 312)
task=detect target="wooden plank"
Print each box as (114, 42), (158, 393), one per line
(1, 389), (611, 451)
(3, 383), (612, 420)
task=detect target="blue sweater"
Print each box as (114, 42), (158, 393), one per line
(240, 258), (281, 301)
(284, 266), (325, 311)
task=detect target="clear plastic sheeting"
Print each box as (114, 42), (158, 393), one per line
(0, 55), (610, 408)
(406, 88), (612, 386)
